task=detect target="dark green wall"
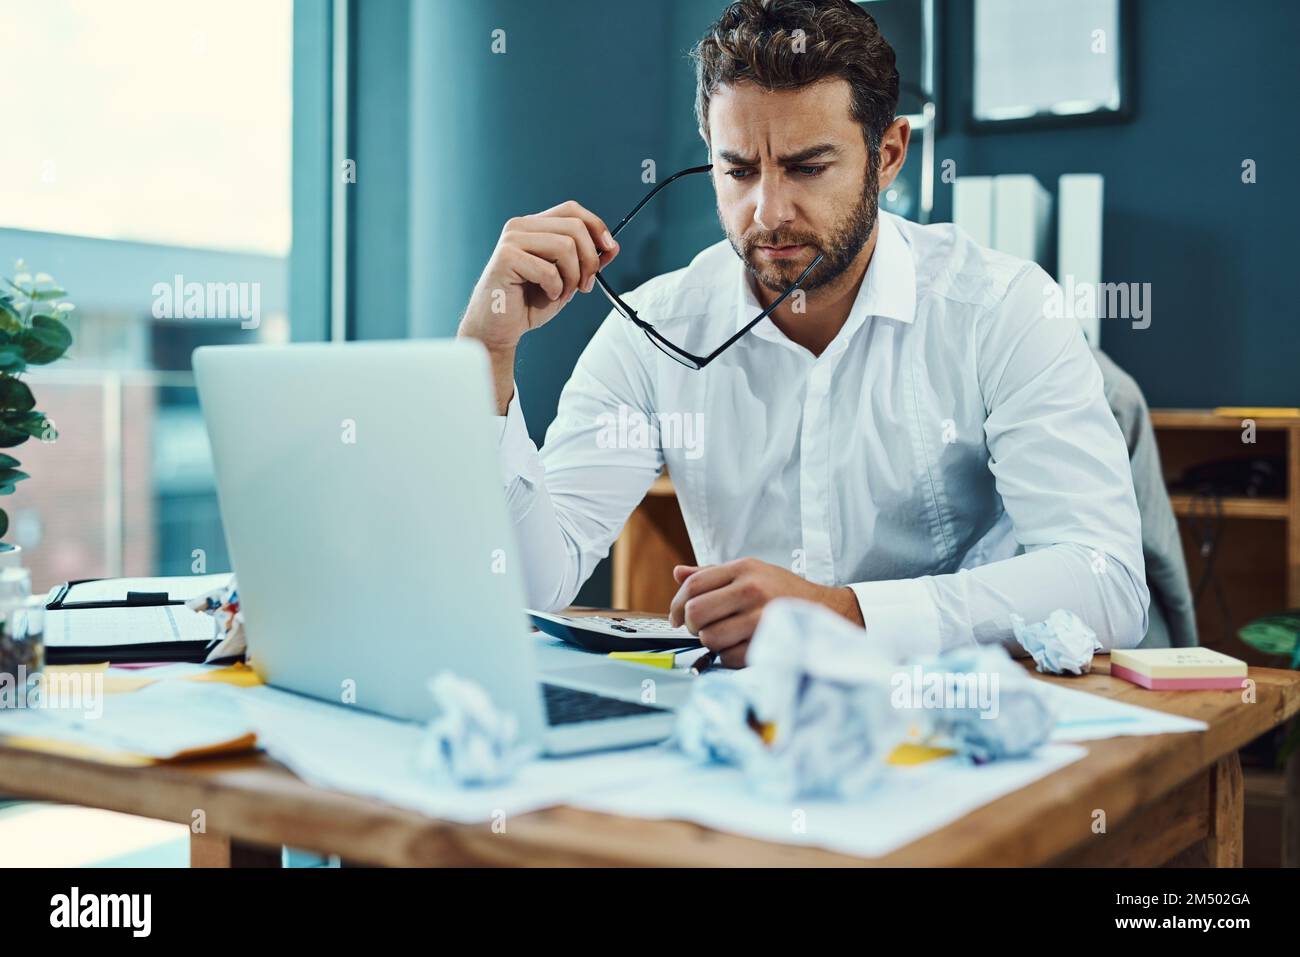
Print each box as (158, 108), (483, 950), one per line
(405, 0), (677, 603)
(657, 0), (1300, 407)
(931, 0), (1299, 407)
(352, 0), (1300, 604)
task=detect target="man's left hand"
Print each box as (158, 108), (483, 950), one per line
(667, 558), (864, 668)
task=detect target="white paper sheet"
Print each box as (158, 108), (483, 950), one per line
(45, 605), (218, 648)
(236, 685), (680, 823)
(532, 636), (1212, 743)
(570, 744), (1087, 859)
(0, 681), (253, 757)
(1044, 682), (1208, 740)
(233, 683), (1088, 857)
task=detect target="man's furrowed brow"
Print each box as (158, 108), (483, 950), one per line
(716, 143), (842, 166)
(717, 148), (759, 165)
(778, 143), (841, 164)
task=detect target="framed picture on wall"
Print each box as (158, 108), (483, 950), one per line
(968, 0), (1133, 132)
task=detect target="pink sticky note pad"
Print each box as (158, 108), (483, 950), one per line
(1111, 664), (1246, 691)
(110, 662), (177, 670)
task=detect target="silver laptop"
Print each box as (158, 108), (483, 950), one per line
(193, 339), (678, 754)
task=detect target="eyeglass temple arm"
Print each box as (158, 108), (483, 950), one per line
(701, 251), (825, 364)
(592, 272), (643, 324)
(607, 164), (713, 240)
(593, 164), (712, 322)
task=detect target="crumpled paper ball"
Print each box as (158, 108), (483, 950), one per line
(1011, 608), (1101, 675)
(674, 599), (1059, 797)
(908, 644), (1056, 762)
(416, 672), (534, 786)
(674, 599), (910, 800)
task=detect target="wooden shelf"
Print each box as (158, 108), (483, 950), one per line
(1152, 409), (1300, 431)
(1168, 494), (1290, 521)
(1150, 409), (1300, 667)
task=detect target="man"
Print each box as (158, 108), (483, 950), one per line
(458, 0), (1149, 667)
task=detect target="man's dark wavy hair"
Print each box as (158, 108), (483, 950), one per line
(692, 0), (901, 156)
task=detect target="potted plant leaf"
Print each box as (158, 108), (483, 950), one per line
(1239, 612), (1300, 766)
(0, 259), (71, 548)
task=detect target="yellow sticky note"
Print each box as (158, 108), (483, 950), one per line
(46, 662), (109, 674)
(102, 674), (160, 694)
(2, 731), (259, 765)
(2, 736), (157, 767)
(608, 651), (676, 669)
(183, 662), (263, 687)
(887, 742), (957, 766)
(47, 663), (153, 695)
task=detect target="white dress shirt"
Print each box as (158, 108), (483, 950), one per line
(496, 211), (1149, 659)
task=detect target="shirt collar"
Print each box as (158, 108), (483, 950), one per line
(734, 211), (917, 351)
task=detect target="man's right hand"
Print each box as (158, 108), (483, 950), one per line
(458, 200), (619, 412)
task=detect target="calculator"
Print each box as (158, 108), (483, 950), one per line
(528, 610), (701, 653)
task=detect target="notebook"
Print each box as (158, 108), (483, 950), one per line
(1110, 647), (1247, 691)
(42, 574), (232, 664)
(46, 573), (232, 609)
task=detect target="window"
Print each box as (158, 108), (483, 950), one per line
(0, 0), (296, 591)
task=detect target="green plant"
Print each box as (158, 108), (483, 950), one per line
(0, 259), (70, 543)
(1239, 612), (1300, 765)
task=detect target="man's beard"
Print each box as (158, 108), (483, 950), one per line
(724, 159), (879, 296)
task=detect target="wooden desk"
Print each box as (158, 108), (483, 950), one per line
(1, 654), (1297, 867)
(612, 411), (1300, 863)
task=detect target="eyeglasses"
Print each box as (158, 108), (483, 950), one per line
(593, 164), (824, 371)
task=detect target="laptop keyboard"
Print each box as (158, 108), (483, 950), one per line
(542, 683), (669, 726)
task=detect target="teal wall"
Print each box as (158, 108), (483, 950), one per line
(341, 0), (1300, 603)
(404, 0), (678, 602)
(930, 0), (1300, 408)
